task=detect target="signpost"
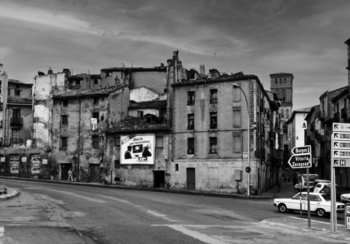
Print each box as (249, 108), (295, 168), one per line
(288, 144), (312, 227)
(331, 123), (350, 231)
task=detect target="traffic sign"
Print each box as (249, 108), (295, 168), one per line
(333, 132), (350, 140)
(288, 154), (312, 169)
(333, 123), (350, 132)
(333, 159), (350, 167)
(333, 150), (350, 158)
(291, 145), (311, 155)
(333, 141), (350, 149)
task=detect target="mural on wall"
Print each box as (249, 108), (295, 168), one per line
(31, 154), (41, 175)
(9, 155), (20, 175)
(121, 134), (155, 165)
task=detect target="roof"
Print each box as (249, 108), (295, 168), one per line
(319, 86), (347, 100)
(8, 79), (33, 86)
(269, 73), (294, 78)
(101, 66), (166, 72)
(305, 105), (320, 121)
(129, 100), (167, 110)
(171, 73), (259, 87)
(53, 85), (126, 99)
(105, 116), (170, 133)
(285, 109), (312, 124)
(332, 87), (349, 102)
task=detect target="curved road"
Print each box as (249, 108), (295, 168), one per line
(0, 179), (347, 244)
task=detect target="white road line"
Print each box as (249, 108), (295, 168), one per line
(0, 226), (4, 237)
(147, 210), (177, 222)
(48, 189), (107, 203)
(152, 225), (228, 244)
(289, 216), (345, 226)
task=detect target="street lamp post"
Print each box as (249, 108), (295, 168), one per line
(233, 83), (250, 196)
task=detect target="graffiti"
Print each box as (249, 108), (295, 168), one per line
(31, 154), (41, 175)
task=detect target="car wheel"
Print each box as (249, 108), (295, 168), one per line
(278, 204), (288, 213)
(316, 208), (326, 217)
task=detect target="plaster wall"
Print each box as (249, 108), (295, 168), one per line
(132, 72), (166, 95)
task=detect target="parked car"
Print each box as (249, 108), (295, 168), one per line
(313, 182), (331, 194)
(294, 174), (319, 191)
(273, 192), (345, 217)
(314, 182), (350, 201)
(340, 193), (350, 203)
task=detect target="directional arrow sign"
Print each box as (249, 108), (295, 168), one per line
(333, 141), (350, 149)
(333, 132), (350, 140)
(333, 159), (350, 167)
(291, 145), (311, 155)
(333, 150), (350, 158)
(333, 123), (350, 132)
(288, 154), (311, 169)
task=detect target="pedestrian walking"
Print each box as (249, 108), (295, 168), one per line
(67, 168), (73, 181)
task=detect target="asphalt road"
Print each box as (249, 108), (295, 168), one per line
(0, 179), (348, 244)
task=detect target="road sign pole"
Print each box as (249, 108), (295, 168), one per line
(307, 168), (311, 228)
(331, 132), (337, 231)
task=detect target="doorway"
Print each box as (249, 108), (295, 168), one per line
(154, 171), (165, 188)
(186, 168), (196, 190)
(61, 163), (72, 180)
(89, 164), (100, 183)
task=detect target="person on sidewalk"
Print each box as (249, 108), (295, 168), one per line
(67, 169), (73, 181)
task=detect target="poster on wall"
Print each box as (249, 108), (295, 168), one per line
(120, 134), (155, 165)
(9, 155), (20, 175)
(31, 154), (41, 175)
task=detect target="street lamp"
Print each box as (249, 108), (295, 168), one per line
(232, 83), (250, 196)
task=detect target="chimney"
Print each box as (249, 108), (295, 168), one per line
(200, 65), (205, 76)
(48, 67), (53, 75)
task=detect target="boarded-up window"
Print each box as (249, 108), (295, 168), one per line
(233, 87), (241, 102)
(233, 133), (242, 153)
(233, 107), (241, 128)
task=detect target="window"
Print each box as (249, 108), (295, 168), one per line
(94, 79), (98, 85)
(210, 112), (217, 129)
(62, 100), (68, 107)
(156, 136), (164, 148)
(233, 133), (242, 153)
(92, 112), (99, 123)
(188, 91), (195, 105)
(137, 111), (144, 117)
(233, 86), (241, 102)
(61, 137), (68, 149)
(209, 137), (217, 154)
(115, 137), (120, 148)
(13, 109), (21, 120)
(187, 138), (194, 154)
(8, 89), (10, 96)
(15, 89), (20, 96)
(175, 164), (179, 171)
(61, 115), (68, 125)
(188, 114), (194, 130)
(93, 98), (99, 105)
(76, 80), (81, 86)
(92, 135), (99, 149)
(233, 109), (241, 128)
(210, 89), (218, 104)
(12, 129), (21, 144)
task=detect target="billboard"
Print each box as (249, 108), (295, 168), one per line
(9, 155), (20, 175)
(31, 154), (41, 175)
(121, 134), (155, 165)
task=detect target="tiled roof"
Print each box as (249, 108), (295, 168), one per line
(101, 66), (166, 72)
(8, 79), (33, 86)
(53, 86), (125, 99)
(129, 100), (167, 110)
(106, 116), (170, 133)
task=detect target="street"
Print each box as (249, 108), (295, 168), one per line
(0, 179), (349, 244)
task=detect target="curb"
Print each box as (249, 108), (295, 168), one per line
(0, 190), (19, 200)
(0, 176), (274, 200)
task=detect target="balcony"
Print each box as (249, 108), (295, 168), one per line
(341, 107), (348, 120)
(334, 112), (340, 123)
(10, 118), (23, 127)
(317, 110), (325, 120)
(68, 84), (81, 90)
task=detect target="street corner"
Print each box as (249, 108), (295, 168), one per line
(0, 188), (19, 200)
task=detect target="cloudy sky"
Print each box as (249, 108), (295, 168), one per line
(0, 0), (349, 109)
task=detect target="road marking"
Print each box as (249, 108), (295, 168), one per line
(48, 189), (107, 203)
(147, 210), (176, 222)
(0, 226), (4, 237)
(152, 225), (236, 244)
